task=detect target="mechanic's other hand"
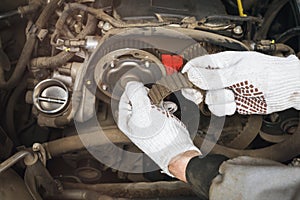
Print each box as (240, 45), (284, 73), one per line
(118, 81), (201, 176)
(182, 51), (300, 116)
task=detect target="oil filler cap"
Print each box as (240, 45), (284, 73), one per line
(33, 79), (69, 114)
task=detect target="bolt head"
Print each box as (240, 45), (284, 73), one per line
(102, 84), (108, 91)
(233, 25), (243, 35)
(110, 61), (115, 68)
(32, 143), (40, 151)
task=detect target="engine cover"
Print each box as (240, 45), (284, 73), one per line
(113, 0), (226, 21)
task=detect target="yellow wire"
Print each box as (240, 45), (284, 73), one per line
(237, 0), (247, 17)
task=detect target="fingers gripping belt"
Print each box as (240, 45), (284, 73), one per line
(148, 72), (205, 105)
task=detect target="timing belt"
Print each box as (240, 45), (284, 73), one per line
(148, 72), (205, 105)
(148, 72), (262, 150)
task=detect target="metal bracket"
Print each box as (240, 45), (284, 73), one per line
(26, 22), (48, 41)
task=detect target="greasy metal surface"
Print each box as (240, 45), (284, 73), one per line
(63, 181), (195, 198)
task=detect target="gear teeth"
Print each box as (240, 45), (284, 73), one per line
(149, 85), (161, 105)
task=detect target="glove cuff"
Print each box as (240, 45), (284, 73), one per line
(186, 154), (228, 199)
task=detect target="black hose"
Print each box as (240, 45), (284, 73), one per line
(254, 0), (290, 40)
(276, 26), (300, 43)
(0, 0), (60, 90)
(0, 33), (35, 89)
(275, 43), (295, 55)
(5, 73), (29, 145)
(201, 15), (262, 24)
(0, 0), (44, 20)
(0, 37), (11, 71)
(30, 14), (97, 69)
(18, 0), (44, 17)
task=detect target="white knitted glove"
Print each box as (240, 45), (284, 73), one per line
(182, 51), (300, 116)
(117, 81), (200, 176)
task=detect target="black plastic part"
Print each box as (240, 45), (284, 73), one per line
(114, 0), (226, 21)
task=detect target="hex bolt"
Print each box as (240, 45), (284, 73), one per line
(103, 22), (112, 31)
(233, 25), (243, 35)
(32, 143), (40, 151)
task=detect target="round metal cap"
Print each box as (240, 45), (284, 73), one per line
(33, 79), (69, 114)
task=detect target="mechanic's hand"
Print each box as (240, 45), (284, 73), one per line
(118, 81), (200, 176)
(182, 51), (300, 116)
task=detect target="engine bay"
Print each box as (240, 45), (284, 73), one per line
(0, 0), (300, 199)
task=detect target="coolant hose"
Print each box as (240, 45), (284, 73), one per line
(0, 0), (60, 89)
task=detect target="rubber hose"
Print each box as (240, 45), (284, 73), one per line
(254, 0), (290, 40)
(18, 0), (44, 17)
(30, 14), (97, 69)
(0, 38), (11, 71)
(203, 15), (262, 23)
(0, 0), (60, 90)
(275, 43), (295, 55)
(5, 73), (29, 145)
(276, 27), (300, 43)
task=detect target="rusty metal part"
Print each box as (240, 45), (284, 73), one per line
(259, 117), (298, 143)
(224, 115), (262, 149)
(63, 181), (195, 198)
(148, 72), (205, 105)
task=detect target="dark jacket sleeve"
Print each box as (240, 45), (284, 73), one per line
(185, 154), (228, 199)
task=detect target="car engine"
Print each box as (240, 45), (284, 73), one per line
(0, 0), (300, 199)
